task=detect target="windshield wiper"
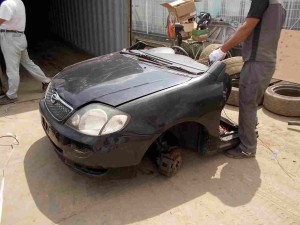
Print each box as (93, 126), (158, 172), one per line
(165, 65), (200, 75)
(121, 50), (170, 65)
(121, 50), (204, 75)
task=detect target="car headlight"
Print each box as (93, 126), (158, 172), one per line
(66, 104), (129, 136)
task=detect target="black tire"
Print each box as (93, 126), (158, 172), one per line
(197, 43), (234, 66)
(263, 83), (300, 117)
(197, 43), (222, 65)
(226, 79), (240, 106)
(224, 57), (274, 107)
(223, 57), (244, 106)
(171, 46), (189, 57)
(226, 79), (264, 107)
(222, 56), (244, 79)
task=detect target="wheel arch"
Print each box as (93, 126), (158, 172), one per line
(142, 119), (213, 162)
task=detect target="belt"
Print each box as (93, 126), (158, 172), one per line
(0, 29), (24, 34)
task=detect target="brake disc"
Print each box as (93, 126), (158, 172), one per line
(158, 148), (183, 177)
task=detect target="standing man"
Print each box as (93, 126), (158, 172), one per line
(209, 0), (286, 158)
(0, 0), (51, 105)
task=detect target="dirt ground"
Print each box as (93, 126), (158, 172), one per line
(0, 38), (299, 225)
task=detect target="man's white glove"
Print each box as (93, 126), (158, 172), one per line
(208, 48), (227, 64)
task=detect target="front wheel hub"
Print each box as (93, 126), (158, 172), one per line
(158, 148), (183, 177)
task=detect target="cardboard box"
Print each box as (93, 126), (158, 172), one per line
(181, 21), (197, 32)
(182, 32), (191, 40)
(161, 0), (196, 23)
(192, 34), (208, 42)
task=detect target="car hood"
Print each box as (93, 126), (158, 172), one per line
(51, 53), (192, 108)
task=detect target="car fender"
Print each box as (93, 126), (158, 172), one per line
(118, 62), (228, 164)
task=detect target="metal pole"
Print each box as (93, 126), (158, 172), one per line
(146, 0), (149, 34)
(290, 17), (300, 30)
(128, 0), (132, 46)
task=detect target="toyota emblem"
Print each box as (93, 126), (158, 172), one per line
(50, 92), (60, 104)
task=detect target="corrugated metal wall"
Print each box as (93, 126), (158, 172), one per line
(219, 0), (251, 22)
(219, 0), (300, 29)
(132, 0), (170, 35)
(48, 0), (130, 56)
(283, 0), (300, 29)
(132, 0), (300, 36)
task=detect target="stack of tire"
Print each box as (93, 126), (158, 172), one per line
(198, 44), (300, 117)
(263, 82), (300, 117)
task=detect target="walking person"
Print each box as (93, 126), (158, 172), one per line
(209, 0), (286, 158)
(0, 0), (51, 105)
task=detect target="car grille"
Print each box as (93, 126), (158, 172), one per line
(45, 84), (73, 121)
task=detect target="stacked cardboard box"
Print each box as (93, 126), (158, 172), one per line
(162, 0), (207, 42)
(161, 0), (196, 23)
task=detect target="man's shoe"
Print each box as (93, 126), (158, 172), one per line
(224, 147), (256, 159)
(0, 96), (18, 105)
(42, 82), (49, 91)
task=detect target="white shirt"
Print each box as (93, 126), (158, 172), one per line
(0, 0), (26, 32)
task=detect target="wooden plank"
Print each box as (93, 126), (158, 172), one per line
(273, 30), (300, 84)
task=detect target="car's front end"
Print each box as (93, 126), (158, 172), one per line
(39, 48), (231, 176)
(40, 88), (139, 176)
(39, 51), (197, 175)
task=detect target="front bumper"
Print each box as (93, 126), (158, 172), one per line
(39, 98), (153, 174)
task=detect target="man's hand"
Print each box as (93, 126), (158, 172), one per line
(207, 17), (260, 65)
(208, 48), (226, 64)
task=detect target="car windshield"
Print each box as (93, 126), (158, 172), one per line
(121, 49), (208, 75)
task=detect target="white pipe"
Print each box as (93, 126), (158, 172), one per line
(290, 17), (300, 30)
(0, 177), (4, 223)
(146, 0), (149, 34)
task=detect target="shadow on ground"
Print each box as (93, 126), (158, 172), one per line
(24, 137), (261, 224)
(0, 100), (40, 118)
(224, 104), (298, 125)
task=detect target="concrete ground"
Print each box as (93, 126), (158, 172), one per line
(0, 39), (299, 225)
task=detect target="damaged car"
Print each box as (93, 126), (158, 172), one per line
(39, 42), (240, 177)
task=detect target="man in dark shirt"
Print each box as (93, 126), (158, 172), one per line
(209, 0), (286, 158)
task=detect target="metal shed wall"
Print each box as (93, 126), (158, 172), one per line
(48, 0), (130, 56)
